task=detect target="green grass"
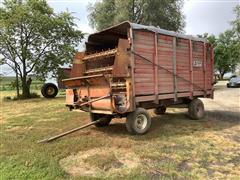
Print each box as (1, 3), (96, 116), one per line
(1, 90), (240, 179)
(0, 76), (43, 91)
(83, 153), (123, 171)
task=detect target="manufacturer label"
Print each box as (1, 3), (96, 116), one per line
(193, 60), (202, 67)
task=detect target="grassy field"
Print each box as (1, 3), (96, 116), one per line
(0, 76), (43, 91)
(0, 82), (240, 179)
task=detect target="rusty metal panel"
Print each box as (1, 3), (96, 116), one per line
(112, 39), (131, 77)
(63, 75), (108, 87)
(70, 52), (85, 78)
(66, 89), (74, 105)
(79, 86), (110, 98)
(91, 98), (112, 110)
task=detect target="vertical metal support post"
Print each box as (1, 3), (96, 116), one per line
(211, 46), (214, 99)
(203, 43), (207, 97)
(172, 37), (177, 102)
(189, 40), (193, 99)
(128, 28), (136, 109)
(154, 33), (159, 103)
(87, 85), (91, 111)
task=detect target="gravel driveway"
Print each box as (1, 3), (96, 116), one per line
(202, 81), (240, 121)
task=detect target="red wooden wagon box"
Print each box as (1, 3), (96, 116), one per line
(62, 21), (214, 134)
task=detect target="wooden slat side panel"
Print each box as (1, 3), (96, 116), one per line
(176, 38), (190, 92)
(134, 30), (155, 95)
(192, 42), (205, 91)
(133, 30), (213, 98)
(205, 45), (213, 89)
(158, 34), (174, 94)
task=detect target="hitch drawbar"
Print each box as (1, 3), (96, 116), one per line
(38, 94), (111, 143)
(37, 118), (103, 143)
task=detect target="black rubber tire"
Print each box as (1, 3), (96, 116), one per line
(41, 83), (58, 98)
(188, 99), (205, 120)
(126, 108), (151, 135)
(154, 106), (167, 115)
(90, 113), (112, 127)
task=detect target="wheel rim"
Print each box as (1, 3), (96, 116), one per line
(47, 87), (55, 95)
(196, 104), (203, 116)
(134, 114), (148, 130)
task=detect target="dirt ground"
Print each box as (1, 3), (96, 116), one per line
(203, 81), (240, 115)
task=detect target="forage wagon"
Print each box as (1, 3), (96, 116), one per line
(62, 21), (214, 135)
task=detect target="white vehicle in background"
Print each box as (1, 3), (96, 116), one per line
(227, 75), (240, 88)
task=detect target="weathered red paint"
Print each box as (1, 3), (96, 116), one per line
(62, 22), (214, 115)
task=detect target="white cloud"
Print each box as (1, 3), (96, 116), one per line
(183, 0), (238, 35)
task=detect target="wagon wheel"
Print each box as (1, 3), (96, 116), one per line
(90, 113), (112, 127)
(188, 98), (205, 120)
(154, 106), (167, 115)
(41, 83), (58, 98)
(126, 108), (151, 135)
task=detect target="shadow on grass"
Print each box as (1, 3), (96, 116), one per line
(2, 95), (65, 103)
(94, 110), (240, 140)
(205, 110), (240, 122)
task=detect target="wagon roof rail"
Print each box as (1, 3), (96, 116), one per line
(88, 21), (207, 43)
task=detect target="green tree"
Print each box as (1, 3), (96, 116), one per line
(88, 0), (185, 32)
(231, 5), (240, 73)
(214, 31), (236, 79)
(206, 31), (239, 79)
(231, 5), (240, 39)
(200, 5), (240, 80)
(0, 0), (83, 98)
